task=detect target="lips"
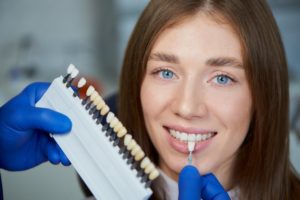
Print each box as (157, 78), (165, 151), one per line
(163, 125), (217, 153)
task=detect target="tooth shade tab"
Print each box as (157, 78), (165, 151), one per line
(127, 139), (137, 150)
(90, 91), (99, 101)
(134, 151), (145, 161)
(96, 101), (105, 110)
(67, 64), (76, 74)
(78, 78), (86, 88)
(131, 145), (141, 156)
(145, 163), (155, 174)
(113, 123), (122, 132)
(71, 68), (79, 78)
(149, 169), (160, 180)
(117, 127), (127, 138)
(140, 157), (150, 169)
(86, 86), (95, 96)
(106, 112), (115, 123)
(93, 96), (101, 105)
(100, 105), (109, 115)
(124, 134), (133, 146)
(188, 141), (195, 152)
(109, 117), (119, 128)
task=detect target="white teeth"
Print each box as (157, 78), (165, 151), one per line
(188, 134), (196, 142)
(168, 129), (215, 142)
(179, 132), (188, 141)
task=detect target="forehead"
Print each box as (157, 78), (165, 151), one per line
(150, 12), (242, 62)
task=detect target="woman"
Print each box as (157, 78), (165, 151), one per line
(118, 0), (300, 199)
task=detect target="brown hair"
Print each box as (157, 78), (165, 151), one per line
(118, 0), (300, 199)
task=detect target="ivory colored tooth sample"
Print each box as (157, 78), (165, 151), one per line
(86, 86), (95, 96)
(113, 122), (122, 132)
(127, 139), (137, 151)
(144, 163), (155, 174)
(117, 127), (127, 138)
(131, 145), (141, 156)
(109, 117), (119, 128)
(140, 157), (150, 169)
(93, 96), (101, 105)
(134, 150), (145, 161)
(149, 169), (160, 180)
(124, 134), (133, 146)
(90, 91), (99, 102)
(106, 112), (115, 123)
(100, 105), (109, 115)
(96, 100), (105, 110)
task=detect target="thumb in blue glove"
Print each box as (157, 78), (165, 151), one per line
(178, 165), (230, 200)
(0, 82), (72, 171)
(179, 165), (202, 200)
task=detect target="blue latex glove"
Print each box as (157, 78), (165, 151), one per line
(0, 82), (72, 171)
(178, 165), (231, 200)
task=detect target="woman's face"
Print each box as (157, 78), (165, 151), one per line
(140, 13), (252, 188)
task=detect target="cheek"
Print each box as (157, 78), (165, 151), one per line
(140, 79), (175, 121)
(140, 80), (162, 119)
(140, 79), (164, 135)
(140, 78), (177, 148)
(210, 88), (252, 131)
(140, 80), (167, 153)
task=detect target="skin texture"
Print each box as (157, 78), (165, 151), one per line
(140, 12), (252, 190)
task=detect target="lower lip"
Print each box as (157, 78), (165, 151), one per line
(165, 128), (215, 154)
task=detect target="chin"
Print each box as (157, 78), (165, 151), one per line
(160, 154), (188, 180)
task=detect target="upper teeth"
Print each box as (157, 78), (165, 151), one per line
(169, 129), (215, 142)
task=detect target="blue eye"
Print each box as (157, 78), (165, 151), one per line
(159, 69), (174, 79)
(214, 74), (233, 85)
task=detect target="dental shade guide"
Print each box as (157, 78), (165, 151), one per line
(188, 141), (195, 165)
(36, 64), (159, 200)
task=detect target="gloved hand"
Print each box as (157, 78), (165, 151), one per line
(178, 165), (230, 200)
(0, 82), (72, 171)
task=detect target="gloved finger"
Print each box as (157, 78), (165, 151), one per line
(46, 139), (61, 165)
(201, 173), (231, 200)
(22, 82), (51, 104)
(58, 145), (71, 166)
(178, 165), (202, 200)
(13, 106), (72, 134)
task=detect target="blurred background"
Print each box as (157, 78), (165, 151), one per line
(0, 0), (299, 199)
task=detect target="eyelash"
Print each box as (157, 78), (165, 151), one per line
(151, 67), (176, 79)
(211, 73), (236, 86)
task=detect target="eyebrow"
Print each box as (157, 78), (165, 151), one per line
(149, 52), (179, 64)
(149, 52), (243, 69)
(206, 57), (243, 69)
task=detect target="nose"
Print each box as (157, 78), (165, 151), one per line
(171, 81), (208, 119)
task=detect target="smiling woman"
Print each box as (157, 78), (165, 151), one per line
(141, 12), (252, 191)
(118, 0), (300, 199)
